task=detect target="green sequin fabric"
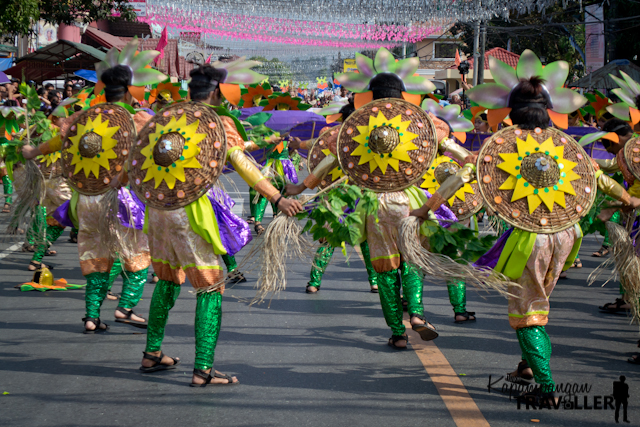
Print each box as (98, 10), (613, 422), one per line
(376, 269), (405, 336)
(118, 267), (148, 309)
(359, 241), (378, 287)
(517, 325), (554, 393)
(146, 280), (181, 353)
(2, 175), (12, 204)
(194, 291), (223, 370)
(84, 271), (111, 318)
(221, 254), (238, 273)
(308, 245), (335, 288)
(400, 262), (424, 317)
(32, 224), (64, 263)
(447, 280), (467, 313)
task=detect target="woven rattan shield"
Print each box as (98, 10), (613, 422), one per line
(476, 126), (597, 233)
(129, 102), (227, 210)
(61, 103), (136, 195)
(337, 98), (438, 192)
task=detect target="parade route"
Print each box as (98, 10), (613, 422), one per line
(1, 174), (639, 427)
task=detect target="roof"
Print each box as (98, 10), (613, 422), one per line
(449, 47), (520, 70)
(3, 40), (106, 82)
(571, 60), (640, 89)
(105, 18), (152, 38)
(83, 26), (127, 50)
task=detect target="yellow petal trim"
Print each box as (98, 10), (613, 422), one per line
(67, 114), (120, 179)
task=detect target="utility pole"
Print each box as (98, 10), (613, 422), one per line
(472, 20), (480, 85)
(477, 21), (486, 84)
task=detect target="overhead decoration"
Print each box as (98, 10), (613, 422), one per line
(466, 49), (587, 130)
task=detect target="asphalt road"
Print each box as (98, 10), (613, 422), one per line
(1, 173), (639, 427)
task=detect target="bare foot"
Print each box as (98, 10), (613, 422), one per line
(306, 285), (319, 293)
(191, 369), (238, 385)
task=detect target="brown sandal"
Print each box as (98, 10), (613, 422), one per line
(592, 246), (610, 257)
(254, 222), (265, 235)
(2, 203), (10, 213)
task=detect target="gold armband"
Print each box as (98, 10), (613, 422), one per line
(593, 158), (619, 174)
(439, 137), (473, 164)
(244, 141), (260, 152)
(228, 148), (280, 200)
(597, 172), (631, 205)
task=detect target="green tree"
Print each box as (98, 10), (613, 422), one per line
(0, 0), (136, 37)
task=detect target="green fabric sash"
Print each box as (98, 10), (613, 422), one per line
(184, 195), (227, 255)
(494, 228), (537, 280)
(69, 191), (80, 229)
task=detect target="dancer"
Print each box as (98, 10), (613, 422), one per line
(287, 48), (462, 348)
(23, 38), (165, 333)
(411, 50), (639, 402)
(288, 101), (379, 293)
(0, 159), (11, 213)
(420, 98), (479, 323)
(129, 62), (302, 386)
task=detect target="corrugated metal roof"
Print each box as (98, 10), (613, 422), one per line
(572, 60), (640, 89)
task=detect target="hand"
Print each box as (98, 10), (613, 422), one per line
(288, 137), (303, 150)
(265, 134), (283, 144)
(21, 145), (41, 160)
(463, 154), (478, 165)
(109, 174), (123, 189)
(285, 183), (306, 196)
(629, 196), (640, 209)
(409, 205), (432, 221)
(278, 197), (303, 216)
(597, 207), (621, 222)
(461, 81), (472, 91)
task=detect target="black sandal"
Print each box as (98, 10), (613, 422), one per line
(246, 216), (255, 225)
(599, 298), (630, 313)
(254, 222), (265, 235)
(28, 261), (52, 271)
(22, 243), (35, 252)
(454, 311), (477, 324)
(68, 229), (78, 243)
(388, 334), (409, 349)
(114, 307), (148, 329)
(628, 355), (640, 365)
(370, 285), (378, 293)
(44, 249), (57, 256)
(592, 246), (610, 257)
(401, 297), (408, 312)
(83, 317), (109, 334)
(190, 368), (239, 387)
(507, 360), (534, 384)
(2, 203), (10, 213)
(139, 351), (180, 373)
(410, 314), (439, 341)
(306, 284), (319, 293)
(227, 270), (247, 284)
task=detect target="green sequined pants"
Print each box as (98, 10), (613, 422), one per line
(31, 224), (65, 263)
(516, 326), (554, 394)
(119, 267), (148, 309)
(26, 205), (47, 247)
(308, 241), (379, 289)
(447, 280), (467, 314)
(377, 262), (424, 336)
(2, 175), (12, 204)
(249, 178), (284, 223)
(308, 245), (335, 288)
(194, 291), (223, 370)
(359, 241), (379, 288)
(107, 259), (123, 292)
(146, 280), (182, 353)
(603, 210), (622, 247)
(85, 272), (111, 319)
(221, 254), (238, 273)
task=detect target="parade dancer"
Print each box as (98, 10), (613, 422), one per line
(129, 63), (302, 386)
(23, 38), (165, 333)
(411, 50), (640, 402)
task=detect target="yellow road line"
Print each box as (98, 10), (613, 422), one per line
(356, 242), (489, 426)
(404, 320), (490, 427)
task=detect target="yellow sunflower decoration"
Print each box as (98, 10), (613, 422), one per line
(497, 134), (579, 214)
(321, 147), (345, 182)
(351, 111), (418, 174)
(140, 114), (206, 189)
(420, 155), (475, 206)
(39, 134), (62, 167)
(68, 115), (120, 178)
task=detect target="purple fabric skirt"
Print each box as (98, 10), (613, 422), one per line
(473, 228), (513, 269)
(207, 188), (252, 256)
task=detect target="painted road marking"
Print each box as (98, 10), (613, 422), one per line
(355, 243), (489, 426)
(0, 242), (24, 260)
